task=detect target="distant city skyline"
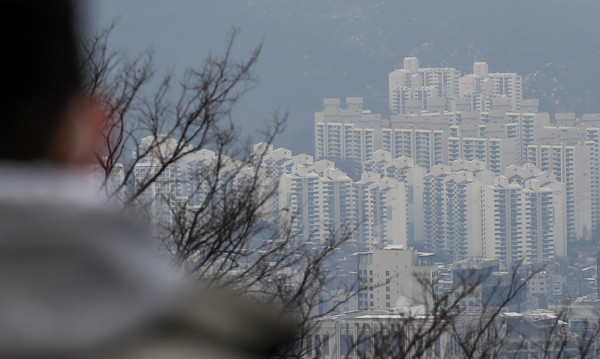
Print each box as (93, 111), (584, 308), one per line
(84, 3), (600, 356)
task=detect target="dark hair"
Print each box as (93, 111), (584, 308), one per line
(0, 0), (82, 161)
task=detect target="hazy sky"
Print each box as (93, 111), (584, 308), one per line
(90, 0), (600, 154)
(90, 1), (321, 153)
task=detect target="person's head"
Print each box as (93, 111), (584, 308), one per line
(1, 0), (102, 166)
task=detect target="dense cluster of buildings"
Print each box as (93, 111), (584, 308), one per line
(314, 95), (596, 250)
(302, 58), (600, 357)
(262, 142), (567, 268)
(109, 57), (600, 358)
(388, 57), (533, 115)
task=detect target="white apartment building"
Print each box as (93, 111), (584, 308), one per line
(315, 96), (552, 172)
(133, 136), (192, 229)
(253, 142), (315, 182)
(133, 136), (270, 248)
(447, 136), (517, 174)
(389, 57), (460, 114)
(390, 85), (437, 114)
(459, 61), (523, 112)
(252, 143), (314, 216)
(252, 142), (293, 179)
(353, 173), (407, 249)
(586, 128), (600, 228)
(423, 161), (564, 266)
(382, 128), (448, 168)
(468, 111), (551, 166)
(279, 162), (354, 243)
(527, 126), (600, 231)
(314, 97), (381, 162)
(315, 122), (377, 163)
(503, 165), (567, 259)
(481, 176), (561, 267)
(423, 165), (489, 262)
(278, 159), (409, 249)
(363, 151), (426, 245)
(357, 246), (435, 311)
(504, 112), (551, 165)
(465, 111), (549, 164)
(526, 143), (592, 241)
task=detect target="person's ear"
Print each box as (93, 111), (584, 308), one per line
(47, 94), (107, 167)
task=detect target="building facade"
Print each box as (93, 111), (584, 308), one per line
(389, 57), (460, 114)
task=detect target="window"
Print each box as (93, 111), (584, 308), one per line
(357, 333), (371, 356)
(340, 335), (353, 357)
(322, 335), (329, 355)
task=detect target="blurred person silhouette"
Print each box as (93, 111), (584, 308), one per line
(0, 1), (294, 358)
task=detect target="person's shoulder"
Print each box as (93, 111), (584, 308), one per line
(0, 200), (185, 357)
(0, 200), (146, 244)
